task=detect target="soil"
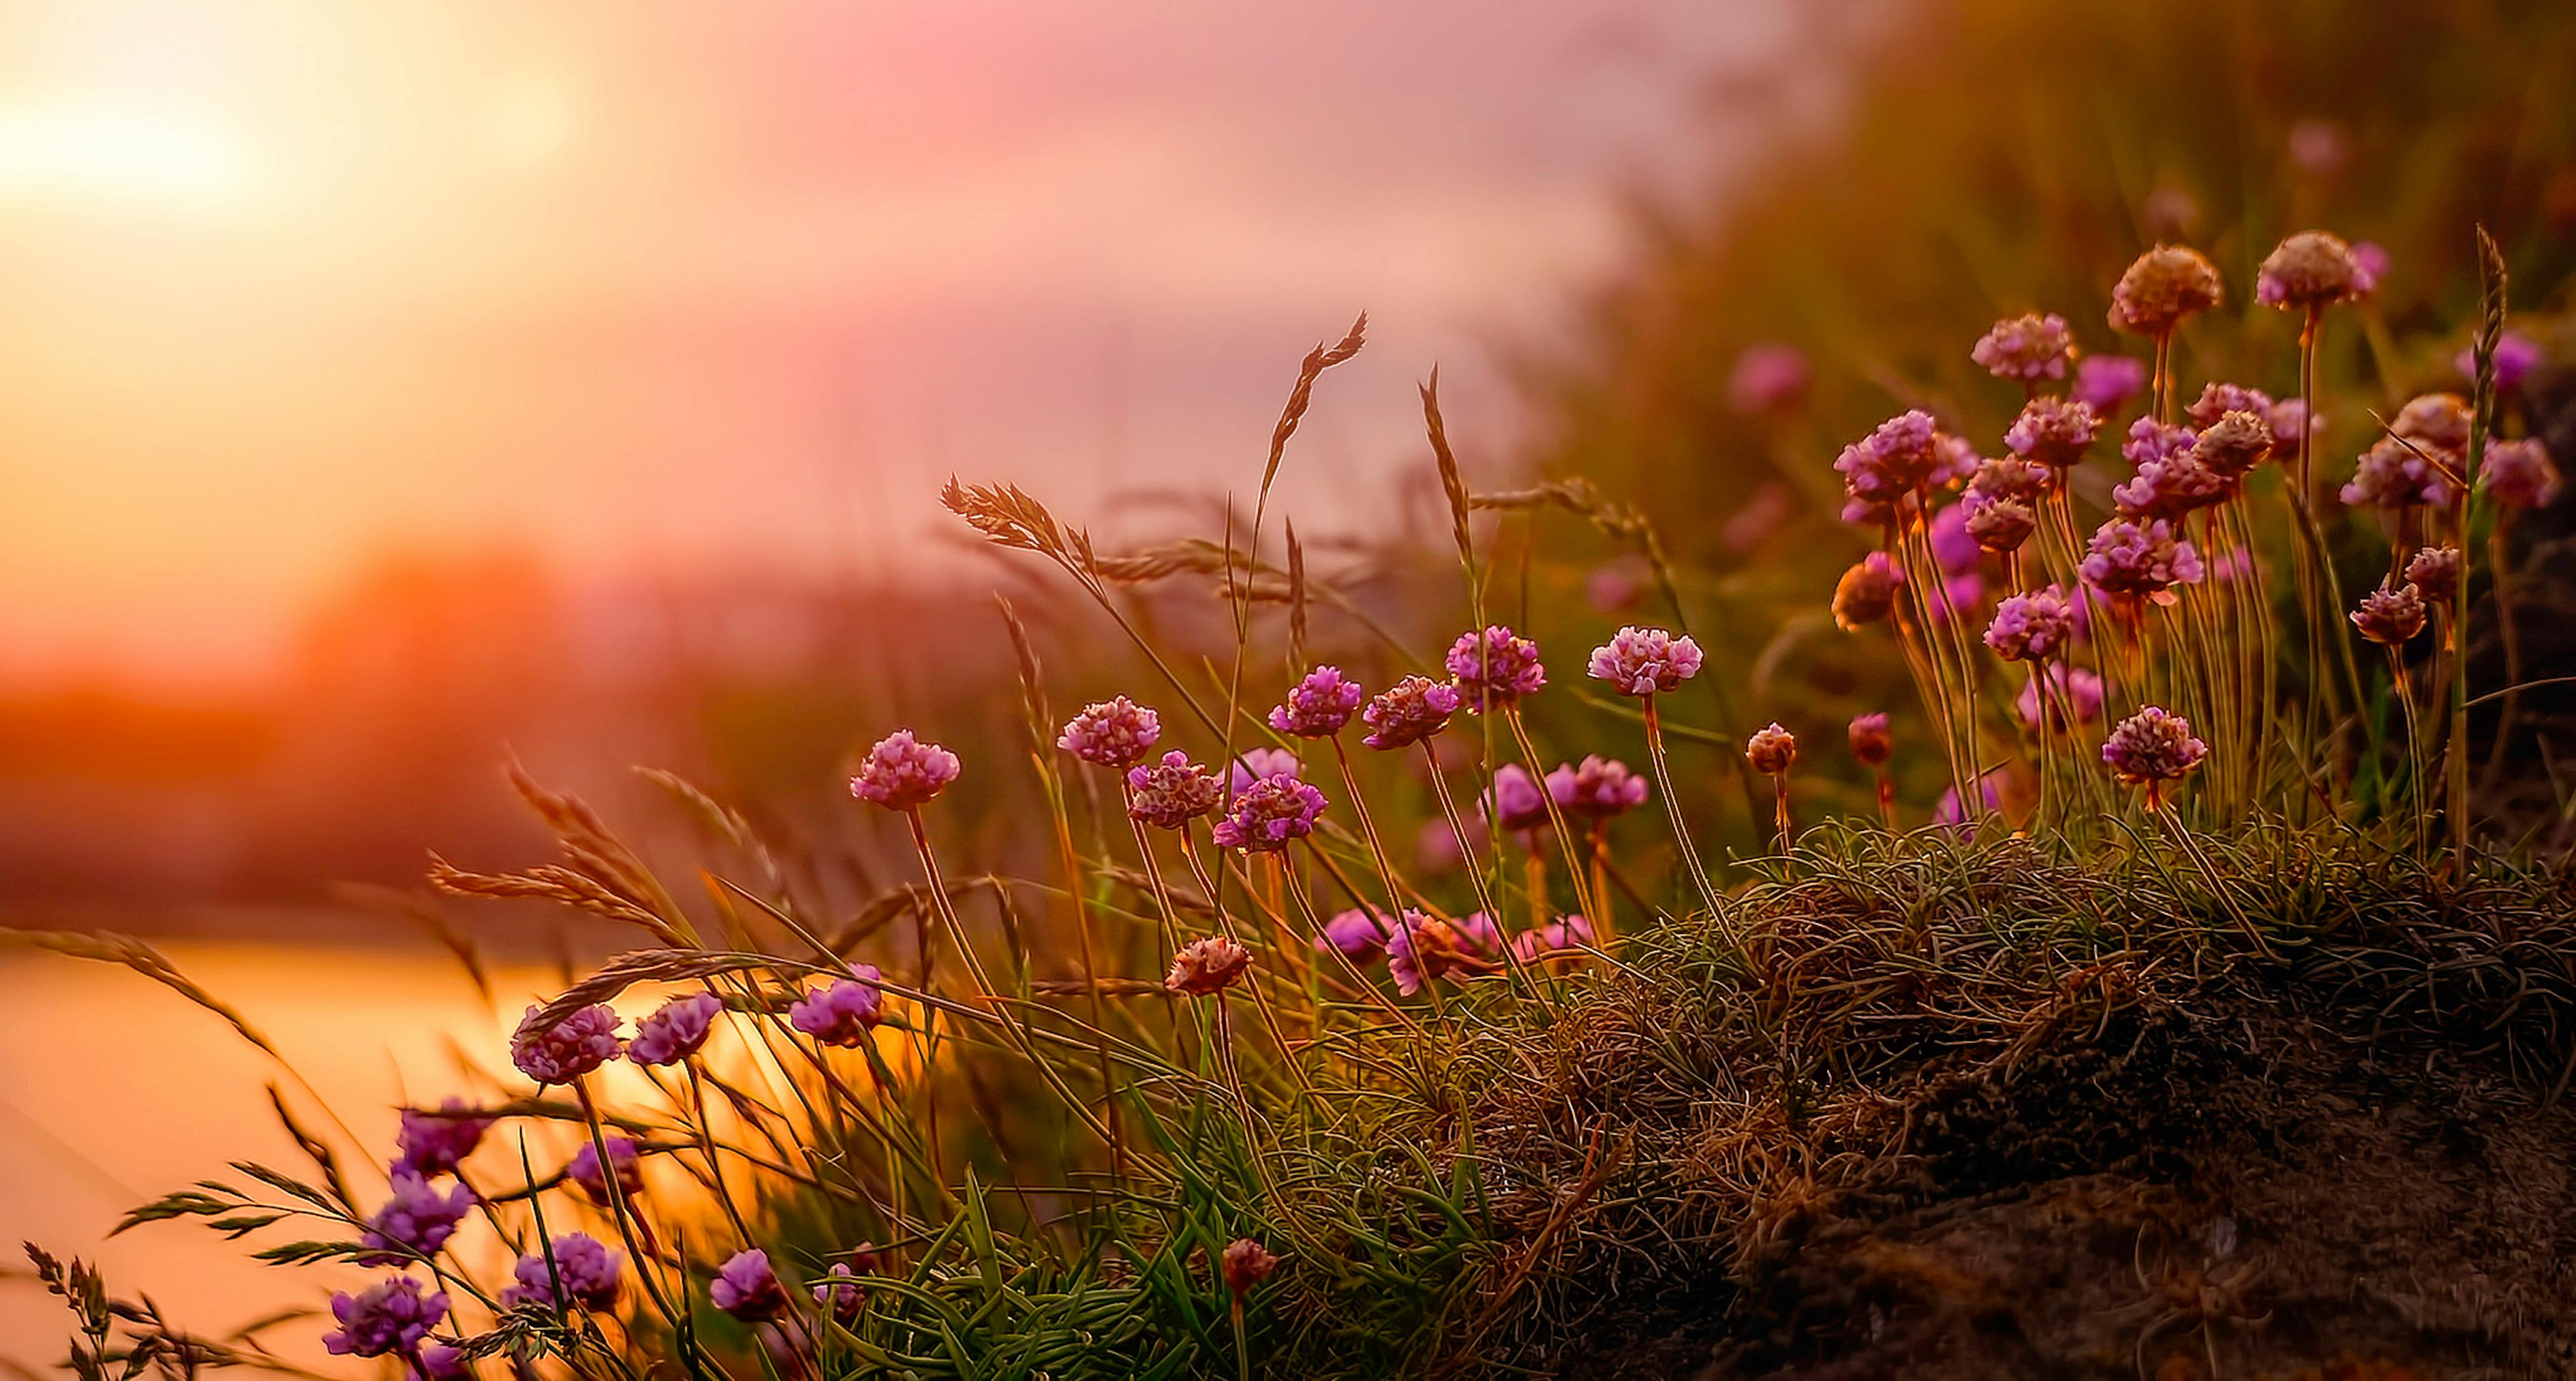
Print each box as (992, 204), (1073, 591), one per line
(1538, 1003), (2576, 1380)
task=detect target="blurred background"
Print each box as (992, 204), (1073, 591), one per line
(6, 0), (2574, 1366)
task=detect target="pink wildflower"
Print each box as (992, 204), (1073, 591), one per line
(1586, 626), (1703, 696)
(1057, 697), (1161, 768)
(1360, 676), (1461, 750)
(1268, 667), (1366, 738)
(1971, 312), (2074, 382)
(1211, 774), (1327, 852)
(1446, 626), (1546, 712)
(850, 730), (960, 810)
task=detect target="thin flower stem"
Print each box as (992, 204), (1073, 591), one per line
(1642, 696), (1730, 939)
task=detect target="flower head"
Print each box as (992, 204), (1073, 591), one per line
(1361, 676), (1461, 750)
(502, 1233), (622, 1312)
(628, 992), (724, 1067)
(322, 1276), (448, 1358)
(788, 965), (887, 1047)
(1832, 552), (1905, 631)
(1835, 410), (1944, 503)
(2102, 706), (2209, 787)
(1268, 667), (1366, 738)
(511, 1004), (623, 1085)
(2404, 546), (2462, 607)
(2073, 356), (2149, 415)
(2256, 230), (2361, 308)
(1125, 750), (1223, 829)
(1226, 746), (1303, 793)
(1745, 723), (1797, 776)
(2341, 438), (2453, 510)
(358, 1172), (475, 1267)
(2189, 410), (2273, 479)
(2109, 244), (2224, 335)
(1728, 343), (1810, 416)
(2004, 395), (2102, 470)
(395, 1099), (489, 1179)
(814, 1262), (867, 1325)
(1546, 755), (1648, 819)
(2186, 382), (2275, 430)
(1964, 498), (2037, 553)
(2081, 517), (2205, 600)
(1480, 763), (1550, 833)
(1984, 586), (2076, 663)
(2348, 241), (2390, 296)
(568, 1135), (643, 1205)
(850, 730), (960, 810)
(1445, 626), (1546, 711)
(2459, 330), (2545, 393)
(2017, 666), (2105, 732)
(711, 1249), (786, 1322)
(1314, 909), (1392, 962)
(2482, 437), (2561, 510)
(1057, 697), (1161, 768)
(1585, 626), (1702, 696)
(1972, 312), (2074, 382)
(1929, 502), (1984, 577)
(2113, 434), (2228, 521)
(1385, 912), (1490, 995)
(2394, 392), (2474, 451)
(1964, 457), (2049, 512)
(1221, 1239), (1279, 1295)
(1847, 712), (1892, 767)
(1163, 935), (1254, 995)
(1211, 774), (1327, 852)
(2350, 583), (2427, 646)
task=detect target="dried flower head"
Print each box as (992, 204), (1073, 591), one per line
(322, 1276), (448, 1358)
(395, 1099), (490, 1179)
(1984, 586), (2076, 663)
(1446, 626), (1546, 711)
(1360, 676), (1461, 749)
(567, 1135), (643, 1205)
(2459, 330), (2545, 393)
(1221, 1239), (1280, 1295)
(2102, 705), (2209, 788)
(789, 964), (887, 1047)
(511, 1003), (623, 1085)
(711, 1249), (786, 1322)
(1057, 697), (1161, 768)
(2483, 437), (2562, 510)
(2256, 230), (2361, 308)
(2186, 382), (2276, 430)
(2004, 395), (2102, 469)
(1163, 935), (1254, 995)
(1832, 552), (1905, 631)
(1964, 498), (2037, 553)
(2404, 546), (2461, 606)
(2393, 393), (2474, 452)
(501, 1233), (622, 1311)
(357, 1172), (475, 1267)
(2188, 410), (2274, 479)
(1211, 774), (1328, 852)
(2074, 355), (2149, 415)
(1972, 312), (2075, 382)
(1268, 667), (1365, 738)
(1480, 763), (1551, 833)
(628, 992), (724, 1067)
(850, 730), (961, 810)
(2350, 583), (2427, 645)
(1586, 626), (1704, 696)
(2109, 244), (2224, 335)
(1225, 746), (1302, 793)
(2081, 517), (2205, 599)
(1745, 723), (1797, 776)
(814, 1262), (867, 1325)
(2340, 438), (2454, 510)
(1125, 750), (1223, 829)
(1314, 909), (1392, 962)
(2017, 666), (2104, 732)
(1847, 712), (1892, 768)
(1546, 755), (1649, 819)
(1729, 343), (1811, 415)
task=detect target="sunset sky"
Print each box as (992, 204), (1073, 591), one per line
(0, 0), (1848, 688)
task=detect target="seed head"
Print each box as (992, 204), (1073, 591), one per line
(1221, 1239), (1279, 1295)
(1546, 755), (1649, 819)
(322, 1276), (448, 1358)
(1586, 626), (1704, 696)
(628, 992), (724, 1067)
(1832, 552), (1905, 631)
(2109, 244), (2224, 335)
(1057, 697), (1161, 768)
(788, 964), (887, 1047)
(1211, 774), (1328, 852)
(1360, 676), (1461, 749)
(2101, 706), (2209, 787)
(1163, 935), (1254, 995)
(2256, 230), (2361, 308)
(1965, 457), (2049, 511)
(1268, 667), (1366, 738)
(1971, 312), (2074, 382)
(1984, 586), (2076, 663)
(2188, 410), (2273, 479)
(1847, 712), (1892, 768)
(2483, 437), (2562, 510)
(2350, 583), (2427, 645)
(1125, 750), (1223, 829)
(1745, 723), (1797, 776)
(1445, 626), (1546, 711)
(2404, 546), (2461, 606)
(510, 1003), (624, 1085)
(711, 1249), (786, 1322)
(502, 1233), (622, 1312)
(2004, 395), (2102, 468)
(850, 730), (961, 810)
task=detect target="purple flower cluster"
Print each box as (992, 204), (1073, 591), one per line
(1546, 756), (1648, 819)
(2113, 420), (2228, 521)
(1314, 908), (1392, 962)
(1835, 410), (1945, 509)
(2188, 410), (2273, 479)
(395, 1099), (489, 1178)
(1971, 312), (2074, 382)
(628, 992), (724, 1067)
(1211, 774), (1328, 852)
(322, 1276), (448, 1358)
(1268, 667), (1366, 737)
(1385, 912), (1492, 996)
(358, 1172), (476, 1266)
(2269, 398), (2318, 461)
(814, 1262), (868, 1324)
(2102, 706), (2209, 787)
(2081, 517), (2205, 600)
(2393, 393), (2473, 452)
(2404, 546), (2461, 606)
(511, 1003), (624, 1085)
(1934, 770), (2010, 834)
(1057, 697), (1161, 768)
(2185, 382), (2274, 429)
(789, 964), (887, 1047)
(2350, 583), (2427, 646)
(849, 730), (961, 810)
(1480, 764), (1550, 833)
(1445, 626), (1546, 711)
(568, 1135), (643, 1205)
(1984, 587), (2075, 663)
(1585, 626), (1703, 696)
(2341, 438), (2455, 510)
(2004, 395), (2102, 469)
(501, 1233), (622, 1311)
(1125, 751), (1223, 828)
(2459, 331), (2545, 393)
(1963, 457), (2048, 514)
(1510, 913), (1596, 966)
(2073, 356), (2148, 415)
(712, 1248), (786, 1322)
(1361, 676), (1461, 750)
(1226, 746), (1302, 793)
(2108, 244), (2224, 335)
(2255, 230), (2361, 308)
(2483, 437), (2562, 510)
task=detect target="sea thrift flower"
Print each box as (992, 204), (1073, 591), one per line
(1446, 626), (1546, 711)
(1222, 1239), (1279, 1295)
(1386, 913), (1486, 995)
(2114, 444), (2227, 521)
(1847, 713), (1892, 767)
(2109, 244), (2224, 335)
(1479, 763), (1550, 832)
(2074, 356), (2149, 415)
(1835, 410), (1944, 504)
(501, 1233), (622, 1311)
(1057, 697), (1161, 768)
(1586, 626), (1703, 695)
(1164, 935), (1253, 995)
(1930, 434), (1982, 488)
(395, 1099), (489, 1178)
(1451, 911), (1505, 959)
(1965, 498), (2036, 553)
(2081, 517), (2205, 599)
(2186, 382), (2276, 430)
(711, 1249), (786, 1322)
(850, 730), (960, 810)
(2102, 706), (2209, 791)
(1314, 909), (1392, 962)
(358, 1173), (476, 1266)
(814, 1263), (866, 1325)
(1268, 667), (1365, 738)
(1745, 723), (1797, 776)
(2393, 393), (2474, 452)
(1546, 755), (1649, 819)
(1984, 587), (2076, 662)
(628, 992), (724, 1066)
(1211, 774), (1327, 851)
(1963, 457), (2049, 513)
(1125, 751), (1223, 829)
(2348, 241), (2390, 296)
(2017, 667), (2105, 731)
(1972, 312), (2074, 382)
(1728, 343), (1811, 415)
(2483, 437), (2562, 509)
(2005, 395), (2102, 469)
(510, 1004), (623, 1085)
(2341, 439), (2452, 510)
(2189, 410), (2273, 479)
(1509, 914), (1596, 966)
(1226, 746), (1302, 793)
(2459, 331), (2544, 393)
(2405, 547), (2462, 606)
(2350, 583), (2427, 645)
(1832, 553), (1905, 630)
(1361, 676), (1461, 749)
(2256, 230), (2362, 308)
(789, 964), (887, 1047)
(568, 1136), (643, 1205)
(2268, 399), (2318, 460)
(322, 1276), (447, 1358)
